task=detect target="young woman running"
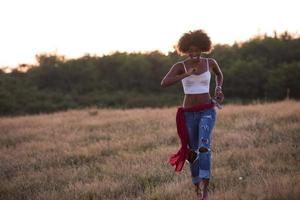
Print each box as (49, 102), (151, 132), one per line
(161, 29), (224, 200)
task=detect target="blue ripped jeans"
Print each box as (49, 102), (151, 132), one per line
(184, 107), (216, 184)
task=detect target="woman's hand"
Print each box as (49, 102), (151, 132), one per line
(214, 87), (224, 102)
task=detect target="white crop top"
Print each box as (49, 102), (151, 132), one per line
(181, 58), (211, 94)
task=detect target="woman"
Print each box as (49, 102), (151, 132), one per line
(161, 30), (224, 200)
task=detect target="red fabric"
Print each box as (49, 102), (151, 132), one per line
(169, 102), (214, 172)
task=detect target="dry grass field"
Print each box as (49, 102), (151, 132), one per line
(0, 100), (299, 200)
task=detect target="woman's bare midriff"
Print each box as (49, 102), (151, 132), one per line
(183, 93), (211, 108)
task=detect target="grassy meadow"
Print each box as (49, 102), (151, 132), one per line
(0, 100), (299, 200)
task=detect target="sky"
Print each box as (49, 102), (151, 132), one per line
(0, 0), (299, 68)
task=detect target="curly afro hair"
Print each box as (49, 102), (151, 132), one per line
(176, 30), (212, 54)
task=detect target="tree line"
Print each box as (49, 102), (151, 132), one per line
(0, 31), (299, 116)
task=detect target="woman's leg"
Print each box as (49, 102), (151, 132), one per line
(194, 179), (209, 199)
(194, 182), (201, 197)
(185, 109), (216, 198)
(197, 108), (216, 196)
(184, 112), (202, 196)
(202, 178), (209, 197)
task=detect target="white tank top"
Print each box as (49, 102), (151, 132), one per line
(181, 58), (211, 94)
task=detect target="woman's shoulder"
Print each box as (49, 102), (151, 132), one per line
(170, 61), (186, 73)
(204, 57), (216, 61)
(172, 60), (186, 68)
(205, 57), (218, 66)
(176, 58), (191, 66)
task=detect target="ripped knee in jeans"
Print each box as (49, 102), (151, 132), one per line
(199, 147), (208, 153)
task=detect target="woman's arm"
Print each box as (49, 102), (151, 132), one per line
(161, 63), (192, 88)
(210, 58), (224, 102)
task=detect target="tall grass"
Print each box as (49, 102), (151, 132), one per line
(0, 100), (299, 200)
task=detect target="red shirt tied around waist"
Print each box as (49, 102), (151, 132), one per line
(169, 102), (215, 172)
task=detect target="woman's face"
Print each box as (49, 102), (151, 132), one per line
(187, 46), (201, 61)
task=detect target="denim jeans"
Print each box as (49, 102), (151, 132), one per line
(184, 107), (216, 184)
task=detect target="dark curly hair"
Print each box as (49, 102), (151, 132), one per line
(176, 30), (212, 54)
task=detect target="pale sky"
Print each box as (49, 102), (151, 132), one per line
(0, 0), (299, 68)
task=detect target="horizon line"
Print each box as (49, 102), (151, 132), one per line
(1, 30), (299, 71)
